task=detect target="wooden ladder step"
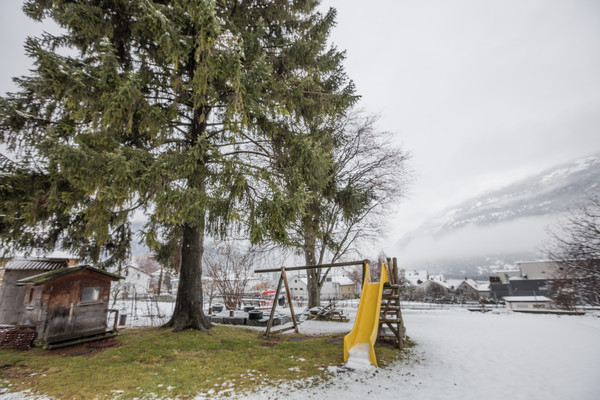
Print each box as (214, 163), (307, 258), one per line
(379, 318), (403, 324)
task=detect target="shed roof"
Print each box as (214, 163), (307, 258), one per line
(5, 258), (70, 271)
(17, 265), (124, 285)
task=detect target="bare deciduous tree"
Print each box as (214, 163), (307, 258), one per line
(545, 192), (600, 305)
(294, 111), (411, 307)
(204, 243), (256, 310)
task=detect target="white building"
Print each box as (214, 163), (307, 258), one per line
(287, 274), (308, 300)
(321, 275), (356, 300)
(403, 270), (429, 286)
(504, 296), (552, 311)
(113, 265), (155, 297)
(286, 273), (357, 301)
(517, 261), (563, 280)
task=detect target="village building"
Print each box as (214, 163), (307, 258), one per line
(489, 261), (557, 300)
(454, 279), (491, 300)
(414, 279), (449, 298)
(403, 270), (429, 286)
(455, 280), (480, 300)
(517, 261), (563, 280)
(503, 296), (552, 311)
(285, 273), (357, 301)
(321, 275), (356, 300)
(112, 265), (156, 298)
(287, 274), (308, 301)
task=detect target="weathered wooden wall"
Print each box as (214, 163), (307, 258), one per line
(19, 270), (113, 343)
(0, 270), (45, 325)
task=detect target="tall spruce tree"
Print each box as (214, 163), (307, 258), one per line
(0, 1), (354, 331)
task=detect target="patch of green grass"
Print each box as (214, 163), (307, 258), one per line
(0, 326), (412, 399)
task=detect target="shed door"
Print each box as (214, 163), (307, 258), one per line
(45, 296), (77, 341)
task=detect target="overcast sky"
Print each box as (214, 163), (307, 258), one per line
(2, 1), (600, 258)
(321, 0), (600, 252)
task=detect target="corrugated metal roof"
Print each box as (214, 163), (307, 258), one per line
(17, 265), (124, 285)
(4, 258), (69, 271)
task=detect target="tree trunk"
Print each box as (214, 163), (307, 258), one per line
(305, 234), (321, 308)
(157, 265), (163, 295)
(163, 221), (211, 332)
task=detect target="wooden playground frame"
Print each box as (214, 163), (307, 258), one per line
(254, 258), (405, 349)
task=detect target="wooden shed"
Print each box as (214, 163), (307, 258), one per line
(0, 258), (75, 326)
(16, 265), (123, 348)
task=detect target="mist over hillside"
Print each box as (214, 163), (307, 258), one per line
(397, 154), (600, 277)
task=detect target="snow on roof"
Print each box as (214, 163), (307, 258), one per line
(442, 279), (463, 290)
(477, 283), (490, 291)
(428, 274), (445, 282)
(332, 276), (354, 286)
(462, 279), (489, 291)
(288, 274), (307, 285)
(503, 296), (551, 302)
(404, 270), (429, 286)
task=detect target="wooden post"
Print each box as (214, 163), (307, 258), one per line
(393, 257), (405, 349)
(362, 261), (367, 286)
(281, 268), (299, 334)
(265, 274), (283, 338)
(386, 258), (394, 284)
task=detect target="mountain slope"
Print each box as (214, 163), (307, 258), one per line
(397, 154), (600, 277)
(422, 154), (599, 237)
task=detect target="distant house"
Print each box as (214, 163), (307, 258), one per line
(403, 270), (429, 286)
(415, 280), (449, 298)
(321, 275), (356, 300)
(287, 274), (308, 300)
(489, 263), (553, 300)
(16, 265), (123, 348)
(517, 261), (563, 280)
(477, 282), (491, 298)
(455, 279), (490, 300)
(495, 269), (522, 284)
(113, 265), (155, 298)
(337, 276), (357, 299)
(456, 280), (480, 300)
(285, 273), (356, 301)
(0, 258), (77, 325)
(504, 296), (552, 311)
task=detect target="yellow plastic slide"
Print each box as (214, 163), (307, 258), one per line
(343, 262), (389, 367)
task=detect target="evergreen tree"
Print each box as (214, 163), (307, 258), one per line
(0, 1), (354, 331)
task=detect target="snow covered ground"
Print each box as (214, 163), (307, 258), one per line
(237, 307), (600, 400)
(2, 304), (599, 399)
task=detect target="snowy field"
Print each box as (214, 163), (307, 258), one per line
(2, 304), (599, 399)
(236, 307), (600, 400)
